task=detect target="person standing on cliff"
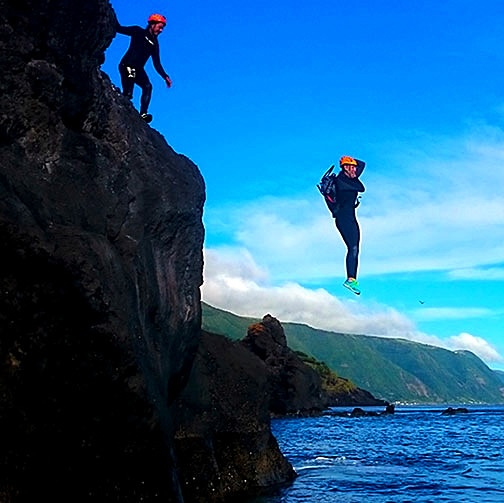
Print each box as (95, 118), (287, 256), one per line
(326, 155), (366, 295)
(115, 13), (172, 123)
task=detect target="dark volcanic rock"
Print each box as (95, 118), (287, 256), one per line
(241, 314), (328, 415)
(0, 0), (204, 501)
(328, 380), (388, 407)
(442, 407), (469, 415)
(329, 403), (395, 418)
(175, 331), (296, 502)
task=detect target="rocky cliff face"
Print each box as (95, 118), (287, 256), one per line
(242, 315), (328, 415)
(174, 315), (343, 500)
(172, 313), (388, 500)
(0, 0), (204, 500)
(174, 331), (296, 502)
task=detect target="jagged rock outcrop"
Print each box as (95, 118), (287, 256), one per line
(327, 378), (388, 407)
(442, 407), (469, 415)
(172, 313), (388, 501)
(0, 1), (204, 501)
(174, 331), (296, 502)
(241, 314), (328, 415)
(329, 404), (395, 417)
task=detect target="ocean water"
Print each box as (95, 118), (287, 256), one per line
(248, 405), (504, 503)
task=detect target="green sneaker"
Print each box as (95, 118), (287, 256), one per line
(343, 278), (361, 295)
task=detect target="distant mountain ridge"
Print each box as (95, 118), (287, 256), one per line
(202, 303), (504, 404)
(495, 370), (504, 385)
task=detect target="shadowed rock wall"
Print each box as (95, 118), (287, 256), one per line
(0, 0), (204, 500)
(175, 331), (296, 502)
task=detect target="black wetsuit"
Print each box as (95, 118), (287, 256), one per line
(333, 160), (366, 279)
(116, 24), (169, 115)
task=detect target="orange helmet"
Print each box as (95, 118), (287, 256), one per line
(148, 13), (167, 25)
(339, 155), (357, 167)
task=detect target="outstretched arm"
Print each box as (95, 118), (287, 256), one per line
(115, 19), (138, 36)
(152, 47), (172, 87)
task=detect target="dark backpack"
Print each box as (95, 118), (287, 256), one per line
(317, 165), (339, 215)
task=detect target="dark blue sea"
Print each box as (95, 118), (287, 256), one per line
(247, 405), (504, 503)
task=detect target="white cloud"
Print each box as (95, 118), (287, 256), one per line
(448, 332), (503, 363)
(412, 330), (504, 364)
(206, 186), (504, 281)
(202, 249), (504, 363)
(203, 246), (269, 283)
(202, 247), (504, 365)
(202, 247), (417, 336)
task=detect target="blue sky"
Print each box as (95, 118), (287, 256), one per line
(103, 1), (504, 370)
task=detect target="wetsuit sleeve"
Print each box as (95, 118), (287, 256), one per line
(116, 24), (138, 36)
(151, 44), (169, 79)
(356, 160), (366, 193)
(355, 159), (366, 178)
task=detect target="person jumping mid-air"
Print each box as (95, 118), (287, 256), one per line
(320, 156), (366, 295)
(116, 13), (172, 123)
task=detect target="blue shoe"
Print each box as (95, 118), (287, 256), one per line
(343, 278), (361, 295)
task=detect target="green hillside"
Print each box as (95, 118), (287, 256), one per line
(495, 370), (504, 385)
(202, 303), (504, 404)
